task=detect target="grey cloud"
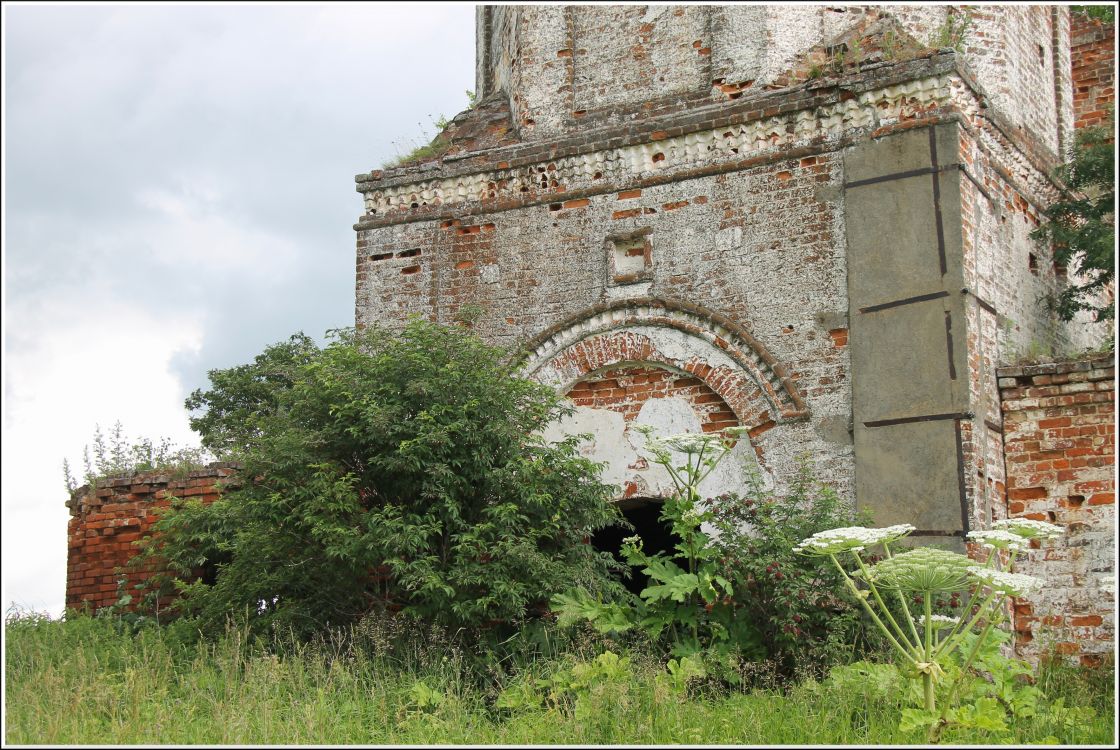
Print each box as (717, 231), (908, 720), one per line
(7, 2), (477, 416)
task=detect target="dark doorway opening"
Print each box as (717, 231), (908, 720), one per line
(592, 497), (684, 597)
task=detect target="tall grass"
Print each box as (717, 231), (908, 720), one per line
(5, 612), (1115, 745)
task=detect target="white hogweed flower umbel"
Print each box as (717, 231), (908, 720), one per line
(914, 614), (960, 630)
(967, 567), (1044, 596)
(660, 432), (724, 455)
(992, 518), (1063, 540)
(793, 524), (916, 556)
(966, 529), (1029, 552)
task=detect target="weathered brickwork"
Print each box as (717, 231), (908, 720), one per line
(352, 6), (1109, 535)
(956, 124), (1070, 533)
(961, 6), (1072, 157)
(563, 363), (743, 500)
(67, 6), (1116, 631)
(567, 366), (738, 433)
(1070, 11), (1116, 131)
(357, 142), (856, 501)
(471, 6), (1070, 156)
(997, 358), (1115, 664)
(65, 464), (238, 613)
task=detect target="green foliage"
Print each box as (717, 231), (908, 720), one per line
(497, 650), (636, 722)
(793, 517), (1086, 742)
(817, 660), (905, 703)
(550, 590), (634, 634)
(552, 429), (765, 669)
(143, 319), (621, 640)
(496, 650), (706, 723)
(184, 332), (319, 457)
(382, 90), (477, 169)
(955, 629), (1042, 720)
(930, 12), (971, 52)
(63, 421), (214, 493)
(381, 141), (449, 169)
(1072, 5), (1115, 23)
(1031, 119), (1116, 329)
(404, 680), (445, 711)
(708, 463), (874, 680)
(881, 29), (900, 61)
(892, 627), (1099, 743)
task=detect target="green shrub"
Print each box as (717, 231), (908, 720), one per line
(708, 463), (875, 681)
(1031, 117), (1115, 330)
(140, 320), (622, 640)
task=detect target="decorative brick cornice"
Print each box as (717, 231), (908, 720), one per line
(354, 62), (1067, 235)
(356, 55), (963, 228)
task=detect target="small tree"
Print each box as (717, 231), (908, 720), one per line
(141, 320), (622, 639)
(1031, 118), (1115, 331)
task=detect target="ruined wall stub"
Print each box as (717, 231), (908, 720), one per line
(354, 6), (1104, 537)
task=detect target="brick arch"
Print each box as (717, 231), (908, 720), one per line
(518, 298), (809, 431)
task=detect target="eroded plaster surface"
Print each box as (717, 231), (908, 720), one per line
(541, 395), (762, 502)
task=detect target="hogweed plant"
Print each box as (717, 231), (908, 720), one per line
(795, 517), (1069, 741)
(552, 426), (764, 662)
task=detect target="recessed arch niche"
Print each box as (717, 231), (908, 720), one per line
(522, 298), (809, 501)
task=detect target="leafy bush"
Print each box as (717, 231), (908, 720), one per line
(708, 463), (875, 681)
(552, 436), (881, 684)
(140, 320), (622, 640)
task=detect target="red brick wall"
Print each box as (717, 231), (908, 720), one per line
(1070, 12), (1115, 131)
(998, 357), (1115, 664)
(566, 364), (742, 499)
(65, 464), (239, 614)
(567, 365), (738, 434)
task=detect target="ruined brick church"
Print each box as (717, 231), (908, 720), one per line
(69, 5), (1115, 663)
(353, 5), (1102, 537)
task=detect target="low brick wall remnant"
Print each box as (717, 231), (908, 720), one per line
(998, 356), (1115, 665)
(65, 463), (239, 613)
(1070, 11), (1115, 132)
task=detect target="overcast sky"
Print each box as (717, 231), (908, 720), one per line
(2, 2), (478, 617)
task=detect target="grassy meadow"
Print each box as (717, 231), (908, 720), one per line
(4, 612), (1115, 746)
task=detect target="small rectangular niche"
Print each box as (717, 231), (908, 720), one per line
(607, 229), (653, 285)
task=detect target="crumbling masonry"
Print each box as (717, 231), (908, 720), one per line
(355, 5), (1106, 533)
(69, 5), (1114, 662)
(350, 5), (1114, 658)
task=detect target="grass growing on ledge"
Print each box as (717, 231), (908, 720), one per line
(380, 140), (450, 170)
(5, 613), (1115, 745)
(380, 91), (476, 169)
